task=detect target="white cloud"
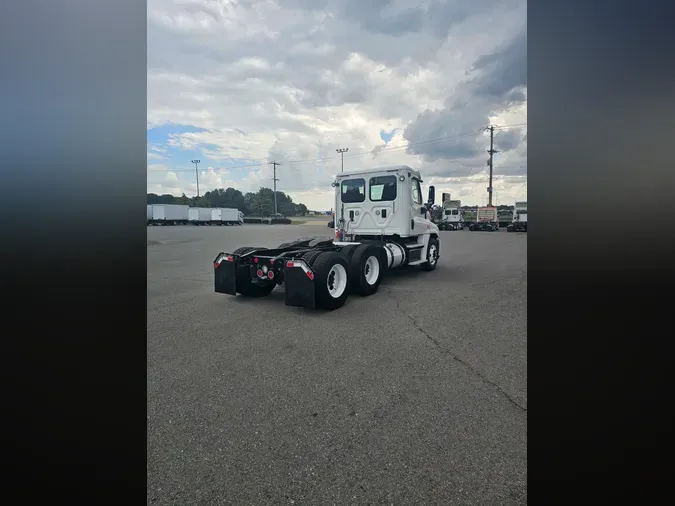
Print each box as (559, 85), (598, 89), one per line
(148, 0), (527, 207)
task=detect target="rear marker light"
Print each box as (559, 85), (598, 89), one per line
(268, 271), (274, 280)
(256, 269), (263, 278)
(214, 261), (220, 269)
(254, 257), (259, 263)
(306, 271), (314, 280)
(286, 261), (294, 268)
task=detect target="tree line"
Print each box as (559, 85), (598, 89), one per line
(147, 187), (310, 217)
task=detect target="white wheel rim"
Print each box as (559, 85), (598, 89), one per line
(429, 244), (438, 265)
(327, 263), (348, 298)
(363, 255), (380, 285)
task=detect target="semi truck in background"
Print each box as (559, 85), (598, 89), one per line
(148, 204), (190, 226)
(189, 207), (212, 225)
(507, 201), (527, 232)
(469, 206), (500, 232)
(437, 199), (463, 230)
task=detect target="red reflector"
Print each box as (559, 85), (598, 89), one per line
(268, 271), (274, 279)
(286, 261), (295, 268)
(256, 269), (263, 277)
(254, 257), (259, 263)
(214, 262), (220, 269)
(225, 256), (233, 262)
(306, 271), (314, 280)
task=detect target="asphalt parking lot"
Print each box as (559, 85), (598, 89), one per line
(147, 221), (527, 505)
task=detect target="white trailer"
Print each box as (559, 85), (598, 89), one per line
(469, 206), (499, 231)
(148, 204), (189, 225)
(189, 207), (211, 225)
(210, 208), (222, 225)
(214, 165), (441, 311)
(508, 201), (528, 232)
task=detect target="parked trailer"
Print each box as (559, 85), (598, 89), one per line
(210, 208), (223, 225)
(469, 206), (499, 232)
(507, 201), (527, 232)
(149, 204), (189, 225)
(188, 207), (212, 225)
(214, 165), (441, 311)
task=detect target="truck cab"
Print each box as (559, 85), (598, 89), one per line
(438, 199), (463, 230)
(333, 166), (439, 241)
(469, 206), (500, 232)
(508, 201), (528, 232)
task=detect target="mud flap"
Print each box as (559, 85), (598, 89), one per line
(214, 253), (237, 295)
(284, 264), (316, 309)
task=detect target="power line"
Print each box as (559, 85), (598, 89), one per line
(147, 123), (527, 173)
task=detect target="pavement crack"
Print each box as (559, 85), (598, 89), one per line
(383, 288), (527, 413)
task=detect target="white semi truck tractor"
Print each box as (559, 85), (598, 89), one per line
(214, 165), (441, 310)
(469, 206), (500, 231)
(438, 199), (463, 230)
(507, 201), (527, 232)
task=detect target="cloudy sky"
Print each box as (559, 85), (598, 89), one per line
(147, 0), (527, 211)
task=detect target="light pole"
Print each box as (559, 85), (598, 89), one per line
(336, 148), (348, 172)
(191, 159), (201, 198)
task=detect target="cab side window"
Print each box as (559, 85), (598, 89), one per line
(412, 179), (422, 205)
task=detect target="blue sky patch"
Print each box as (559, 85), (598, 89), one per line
(147, 123), (209, 145)
(379, 128), (398, 143)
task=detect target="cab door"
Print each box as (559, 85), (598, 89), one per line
(410, 177), (428, 236)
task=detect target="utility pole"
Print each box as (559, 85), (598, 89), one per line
(191, 159), (201, 198)
(485, 126), (498, 207)
(336, 148), (348, 172)
(269, 161), (281, 216)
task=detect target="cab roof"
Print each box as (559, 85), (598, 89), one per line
(335, 165), (422, 180)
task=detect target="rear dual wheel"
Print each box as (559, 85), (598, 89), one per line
(302, 251), (350, 310)
(349, 244), (385, 296)
(301, 245), (386, 309)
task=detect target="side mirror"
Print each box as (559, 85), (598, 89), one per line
(428, 185), (435, 205)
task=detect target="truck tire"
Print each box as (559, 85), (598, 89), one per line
(232, 247), (275, 297)
(338, 244), (359, 261)
(312, 251), (350, 310)
(349, 244), (384, 296)
(420, 237), (440, 272)
(299, 249), (324, 266)
(507, 225), (515, 232)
